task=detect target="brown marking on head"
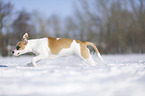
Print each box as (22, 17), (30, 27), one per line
(16, 41), (27, 50)
(16, 33), (29, 50)
(48, 37), (73, 55)
(76, 40), (90, 59)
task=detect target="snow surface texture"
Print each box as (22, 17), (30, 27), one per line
(0, 54), (145, 96)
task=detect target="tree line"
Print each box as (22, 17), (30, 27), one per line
(0, 0), (145, 56)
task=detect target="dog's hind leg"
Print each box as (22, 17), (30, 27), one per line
(75, 43), (96, 66)
(83, 56), (96, 66)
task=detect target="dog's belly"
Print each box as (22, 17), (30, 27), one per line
(49, 48), (73, 59)
(57, 48), (74, 56)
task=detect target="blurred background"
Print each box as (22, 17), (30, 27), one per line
(0, 0), (145, 56)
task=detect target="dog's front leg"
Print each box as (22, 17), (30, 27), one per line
(32, 55), (47, 67)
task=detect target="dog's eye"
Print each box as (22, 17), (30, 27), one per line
(16, 46), (21, 50)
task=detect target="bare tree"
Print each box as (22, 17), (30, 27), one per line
(0, 1), (13, 56)
(10, 10), (36, 55)
(73, 0), (145, 54)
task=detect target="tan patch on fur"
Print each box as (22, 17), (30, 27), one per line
(75, 40), (90, 59)
(86, 42), (99, 53)
(48, 37), (73, 55)
(17, 41), (27, 50)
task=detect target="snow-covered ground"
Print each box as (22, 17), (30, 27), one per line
(0, 54), (145, 96)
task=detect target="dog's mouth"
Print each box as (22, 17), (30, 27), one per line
(15, 52), (21, 56)
(17, 52), (20, 55)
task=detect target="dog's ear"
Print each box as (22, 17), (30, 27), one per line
(22, 33), (29, 44)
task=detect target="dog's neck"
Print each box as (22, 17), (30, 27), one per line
(26, 38), (46, 55)
(26, 39), (39, 52)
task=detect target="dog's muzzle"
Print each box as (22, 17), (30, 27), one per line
(12, 50), (21, 56)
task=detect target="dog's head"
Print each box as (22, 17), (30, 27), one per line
(12, 33), (29, 56)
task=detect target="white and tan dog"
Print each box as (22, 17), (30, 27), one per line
(12, 33), (103, 67)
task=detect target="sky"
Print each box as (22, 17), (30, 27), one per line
(3, 0), (77, 18)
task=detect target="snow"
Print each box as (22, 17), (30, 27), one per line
(0, 54), (145, 96)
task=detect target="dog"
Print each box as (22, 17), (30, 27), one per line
(12, 33), (103, 67)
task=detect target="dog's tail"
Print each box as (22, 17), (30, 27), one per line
(86, 42), (104, 61)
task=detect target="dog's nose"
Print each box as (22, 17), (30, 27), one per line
(12, 51), (14, 54)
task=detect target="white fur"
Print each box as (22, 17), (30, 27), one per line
(56, 38), (60, 40)
(13, 38), (98, 67)
(97, 53), (104, 61)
